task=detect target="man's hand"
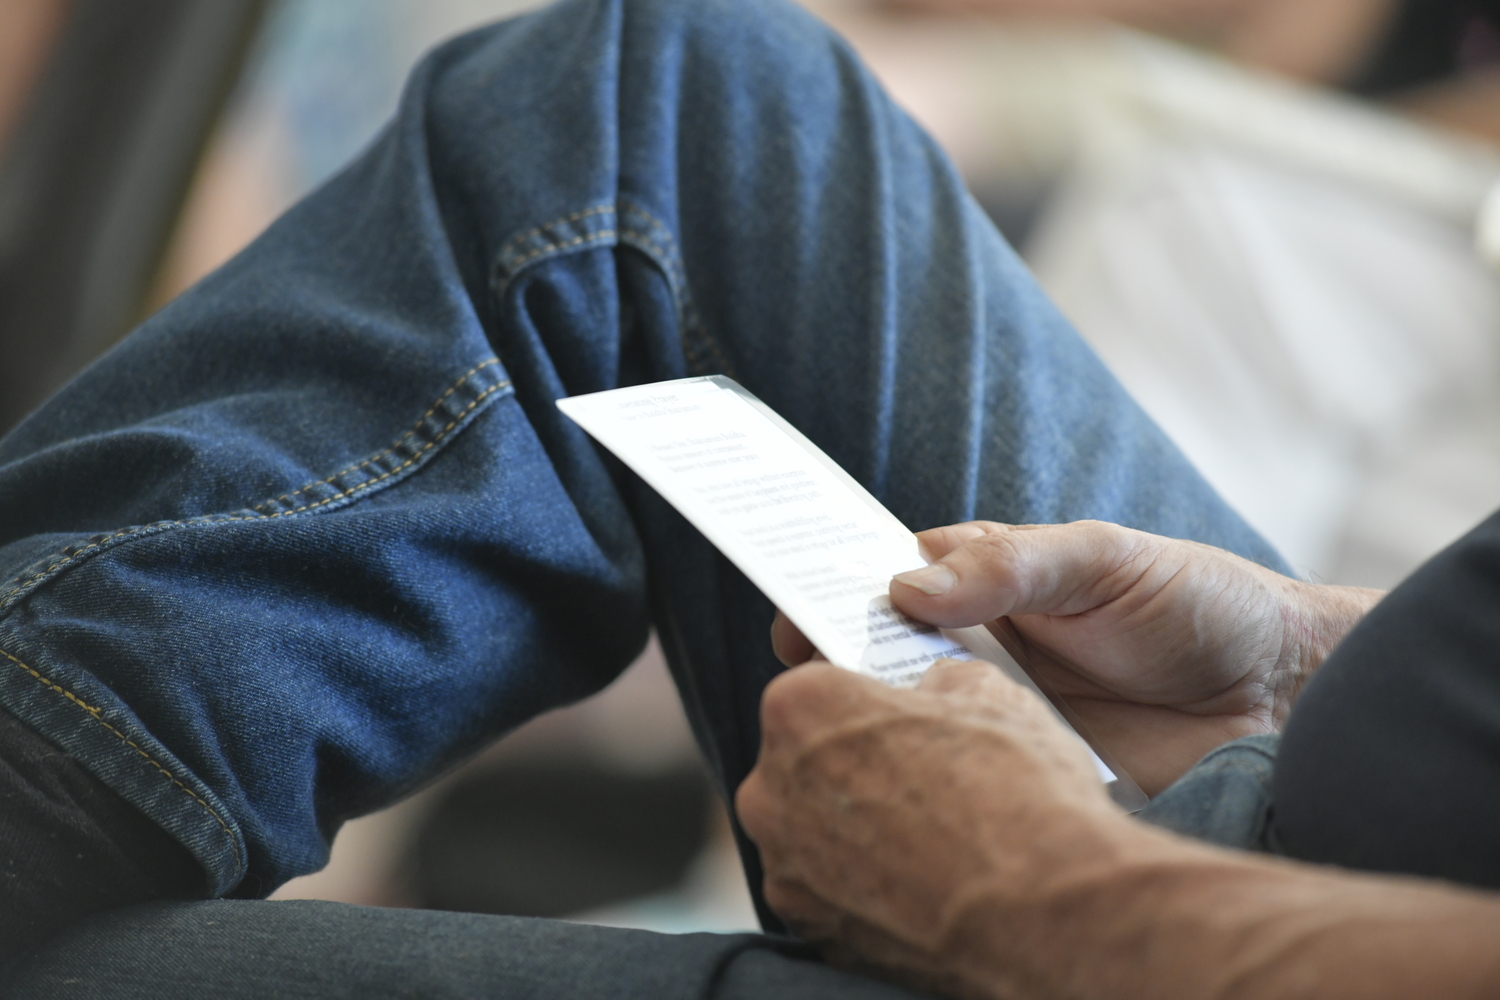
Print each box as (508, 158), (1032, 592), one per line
(736, 657), (1135, 998)
(773, 521), (1381, 794)
(738, 657), (1500, 1000)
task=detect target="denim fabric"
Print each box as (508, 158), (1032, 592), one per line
(0, 706), (202, 976)
(1139, 734), (1280, 852)
(0, 0), (1283, 920)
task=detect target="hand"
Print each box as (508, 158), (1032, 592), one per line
(896, 520), (1381, 793)
(736, 657), (1153, 999)
(771, 520), (1381, 794)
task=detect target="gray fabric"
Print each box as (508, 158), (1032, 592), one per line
(1138, 734), (1281, 852)
(8, 899), (925, 1000)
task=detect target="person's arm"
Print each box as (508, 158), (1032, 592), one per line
(736, 658), (1500, 1000)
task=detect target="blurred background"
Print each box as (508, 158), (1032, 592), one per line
(3, 0), (1500, 935)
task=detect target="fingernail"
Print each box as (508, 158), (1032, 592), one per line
(893, 564), (956, 596)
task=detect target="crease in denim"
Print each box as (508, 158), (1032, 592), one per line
(0, 362), (512, 617)
(491, 201), (737, 380)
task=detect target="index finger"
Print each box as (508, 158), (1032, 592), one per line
(771, 609), (819, 667)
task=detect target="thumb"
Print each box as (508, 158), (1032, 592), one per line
(891, 520), (1154, 628)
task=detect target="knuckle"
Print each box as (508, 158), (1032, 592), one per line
(967, 531), (1027, 579)
(948, 657), (998, 684)
(734, 774), (772, 836)
(759, 669), (807, 731)
(923, 656), (991, 690)
(760, 663), (841, 738)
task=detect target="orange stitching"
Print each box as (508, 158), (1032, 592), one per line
(251, 379), (511, 517)
(497, 202), (732, 373)
(504, 202), (732, 377)
(496, 205), (614, 261)
(504, 229), (617, 272)
(0, 647), (244, 874)
(0, 372), (512, 607)
(618, 228), (680, 283)
(252, 359), (503, 512)
(617, 204), (690, 279)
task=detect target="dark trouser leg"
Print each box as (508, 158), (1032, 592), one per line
(10, 899), (923, 1000)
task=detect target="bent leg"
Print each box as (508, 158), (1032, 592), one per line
(0, 0), (1283, 962)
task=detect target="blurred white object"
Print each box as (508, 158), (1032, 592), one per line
(1475, 179), (1500, 273)
(959, 25), (1500, 586)
(1034, 141), (1500, 584)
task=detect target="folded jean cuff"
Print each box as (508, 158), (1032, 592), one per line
(1137, 733), (1281, 853)
(0, 630), (244, 895)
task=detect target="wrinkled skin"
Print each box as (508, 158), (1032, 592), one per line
(770, 520), (1380, 795)
(736, 656), (1126, 998)
(736, 656), (1500, 1000)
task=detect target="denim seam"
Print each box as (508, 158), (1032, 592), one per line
(615, 215), (736, 379)
(491, 202), (737, 379)
(248, 377), (513, 514)
(251, 358), (504, 512)
(0, 361), (512, 615)
(0, 360), (513, 884)
(495, 204), (615, 262)
(505, 229), (619, 272)
(0, 646), (243, 873)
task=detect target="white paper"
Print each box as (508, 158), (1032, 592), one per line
(558, 376), (1116, 784)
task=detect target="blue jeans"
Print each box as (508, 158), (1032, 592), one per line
(4, 0), (1283, 993)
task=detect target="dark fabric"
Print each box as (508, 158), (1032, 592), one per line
(8, 899), (925, 1000)
(1347, 0), (1500, 94)
(0, 706), (201, 978)
(408, 760), (714, 916)
(0, 0), (267, 433)
(1272, 509), (1500, 888)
